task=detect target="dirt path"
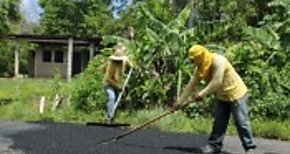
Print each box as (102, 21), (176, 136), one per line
(0, 120), (289, 154)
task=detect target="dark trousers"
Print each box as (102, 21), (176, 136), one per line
(209, 94), (256, 152)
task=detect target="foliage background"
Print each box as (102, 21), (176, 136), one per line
(0, 0), (289, 122)
(68, 0), (290, 121)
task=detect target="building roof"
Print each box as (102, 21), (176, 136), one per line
(1, 34), (102, 46)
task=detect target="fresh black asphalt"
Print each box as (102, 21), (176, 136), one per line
(1, 120), (290, 154)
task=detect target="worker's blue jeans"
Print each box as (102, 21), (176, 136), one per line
(104, 85), (119, 119)
(209, 94), (256, 152)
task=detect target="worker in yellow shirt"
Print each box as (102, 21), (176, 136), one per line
(103, 42), (133, 124)
(172, 45), (256, 154)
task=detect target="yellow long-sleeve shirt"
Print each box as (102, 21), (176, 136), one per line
(204, 54), (247, 101)
(178, 54), (247, 103)
(103, 57), (133, 89)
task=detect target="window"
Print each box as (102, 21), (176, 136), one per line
(54, 51), (64, 63)
(43, 50), (52, 62)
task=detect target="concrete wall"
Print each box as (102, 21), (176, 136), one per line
(32, 48), (90, 78)
(34, 48), (67, 78)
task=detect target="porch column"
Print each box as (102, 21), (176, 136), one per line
(89, 42), (94, 60)
(14, 40), (19, 78)
(67, 37), (73, 82)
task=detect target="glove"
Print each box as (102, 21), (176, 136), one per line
(193, 92), (203, 101)
(117, 84), (123, 90)
(171, 102), (182, 111)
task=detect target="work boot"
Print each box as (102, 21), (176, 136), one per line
(200, 145), (221, 154)
(106, 117), (114, 125)
(245, 149), (255, 154)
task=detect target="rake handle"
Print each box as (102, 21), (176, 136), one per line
(112, 68), (133, 115)
(100, 103), (190, 144)
(115, 109), (175, 140)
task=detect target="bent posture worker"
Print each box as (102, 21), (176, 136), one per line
(172, 45), (256, 154)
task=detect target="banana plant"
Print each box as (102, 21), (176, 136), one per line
(238, 0), (290, 116)
(100, 3), (198, 108)
(133, 3), (196, 106)
(243, 0), (290, 64)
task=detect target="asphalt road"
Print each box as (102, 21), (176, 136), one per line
(0, 120), (290, 154)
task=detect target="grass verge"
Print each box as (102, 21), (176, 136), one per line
(1, 78), (289, 141)
(1, 103), (290, 140)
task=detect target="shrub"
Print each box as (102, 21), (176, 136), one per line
(71, 50), (110, 112)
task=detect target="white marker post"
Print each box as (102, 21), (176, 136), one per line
(52, 94), (60, 111)
(39, 96), (46, 114)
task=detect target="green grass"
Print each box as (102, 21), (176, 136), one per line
(119, 108), (212, 134)
(0, 78), (19, 99)
(117, 108), (290, 140)
(1, 78), (290, 141)
(1, 101), (290, 140)
(0, 95), (106, 123)
(0, 78), (55, 101)
(251, 119), (290, 140)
